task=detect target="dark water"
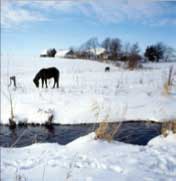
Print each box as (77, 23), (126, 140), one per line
(0, 122), (161, 147)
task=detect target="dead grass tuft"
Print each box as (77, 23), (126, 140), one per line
(163, 66), (174, 96)
(95, 122), (121, 142)
(163, 81), (170, 95)
(172, 121), (176, 134)
(161, 121), (176, 137)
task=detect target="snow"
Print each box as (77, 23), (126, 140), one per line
(1, 55), (176, 181)
(55, 49), (69, 57)
(1, 56), (176, 125)
(40, 49), (48, 56)
(40, 49), (69, 57)
(1, 133), (176, 181)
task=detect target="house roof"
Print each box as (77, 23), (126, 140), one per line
(89, 48), (105, 55)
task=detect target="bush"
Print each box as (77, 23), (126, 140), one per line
(127, 53), (142, 70)
(161, 121), (176, 137)
(144, 42), (165, 62)
(47, 48), (57, 57)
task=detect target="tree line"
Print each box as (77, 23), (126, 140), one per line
(69, 37), (175, 63)
(41, 37), (175, 68)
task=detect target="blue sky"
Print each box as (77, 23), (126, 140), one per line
(1, 0), (176, 56)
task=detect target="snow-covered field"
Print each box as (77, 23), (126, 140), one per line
(1, 132), (176, 181)
(1, 56), (176, 181)
(1, 56), (176, 124)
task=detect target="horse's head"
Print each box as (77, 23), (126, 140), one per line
(33, 78), (39, 88)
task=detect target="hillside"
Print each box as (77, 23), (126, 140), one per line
(1, 56), (176, 124)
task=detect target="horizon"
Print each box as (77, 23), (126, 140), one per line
(1, 0), (176, 56)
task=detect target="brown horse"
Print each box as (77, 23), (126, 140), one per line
(33, 67), (60, 88)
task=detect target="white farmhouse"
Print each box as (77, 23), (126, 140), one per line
(55, 49), (69, 58)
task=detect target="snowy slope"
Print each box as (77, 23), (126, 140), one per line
(1, 55), (176, 124)
(1, 133), (176, 181)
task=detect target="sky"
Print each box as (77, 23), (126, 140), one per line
(1, 0), (176, 56)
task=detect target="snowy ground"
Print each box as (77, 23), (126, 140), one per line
(1, 56), (176, 181)
(1, 132), (176, 181)
(1, 56), (176, 124)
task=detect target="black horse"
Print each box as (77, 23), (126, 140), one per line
(105, 66), (110, 72)
(33, 67), (60, 88)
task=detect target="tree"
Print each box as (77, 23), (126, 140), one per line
(144, 42), (165, 62)
(155, 42), (165, 62)
(130, 43), (140, 55)
(123, 42), (131, 56)
(163, 46), (175, 62)
(121, 42), (141, 63)
(102, 38), (111, 52)
(144, 46), (156, 62)
(121, 42), (131, 61)
(47, 48), (57, 57)
(80, 37), (99, 59)
(65, 47), (76, 59)
(127, 43), (141, 69)
(109, 38), (122, 60)
(101, 38), (122, 60)
(90, 37), (99, 59)
(160, 45), (176, 62)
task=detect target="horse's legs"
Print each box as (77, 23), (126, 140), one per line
(53, 81), (55, 88)
(45, 79), (48, 88)
(52, 78), (55, 88)
(55, 78), (59, 88)
(42, 79), (44, 88)
(57, 79), (59, 88)
(53, 78), (59, 88)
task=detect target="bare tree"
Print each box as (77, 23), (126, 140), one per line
(163, 46), (176, 62)
(102, 38), (111, 52)
(130, 42), (140, 55)
(127, 43), (141, 70)
(120, 42), (131, 61)
(80, 37), (99, 59)
(123, 42), (131, 56)
(109, 38), (122, 60)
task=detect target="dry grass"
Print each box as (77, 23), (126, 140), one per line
(163, 66), (174, 95)
(168, 66), (174, 86)
(127, 54), (141, 70)
(172, 121), (176, 134)
(95, 121), (121, 142)
(161, 120), (176, 137)
(163, 81), (170, 95)
(95, 104), (127, 142)
(161, 122), (171, 137)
